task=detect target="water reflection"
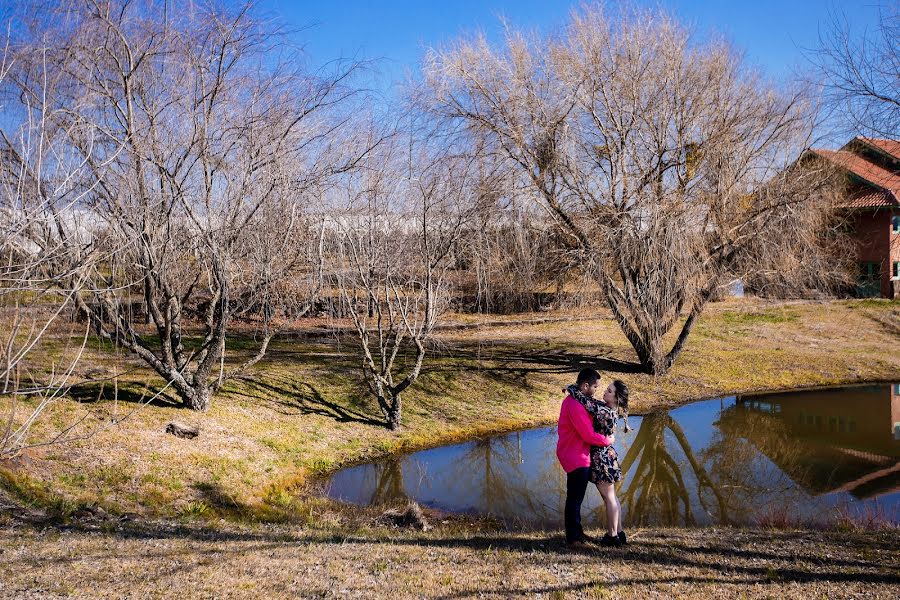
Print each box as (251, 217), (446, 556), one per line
(369, 459), (408, 505)
(715, 385), (900, 500)
(617, 412), (728, 526)
(327, 384), (900, 528)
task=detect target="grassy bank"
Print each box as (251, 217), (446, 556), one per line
(2, 297), (899, 598)
(1, 297), (899, 522)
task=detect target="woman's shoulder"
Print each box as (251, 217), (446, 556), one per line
(596, 403), (616, 417)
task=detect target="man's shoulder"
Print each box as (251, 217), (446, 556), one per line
(562, 394), (589, 414)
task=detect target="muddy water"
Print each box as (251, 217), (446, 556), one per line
(326, 384), (900, 528)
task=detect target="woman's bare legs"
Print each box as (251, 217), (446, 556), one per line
(616, 494), (624, 533)
(595, 482), (619, 537)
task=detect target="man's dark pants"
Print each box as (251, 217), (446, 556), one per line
(564, 466), (591, 543)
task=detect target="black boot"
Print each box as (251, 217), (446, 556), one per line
(618, 531), (627, 545)
(600, 534), (621, 547)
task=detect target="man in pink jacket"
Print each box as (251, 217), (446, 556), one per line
(557, 368), (614, 548)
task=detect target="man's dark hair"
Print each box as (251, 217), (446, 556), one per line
(576, 368), (601, 386)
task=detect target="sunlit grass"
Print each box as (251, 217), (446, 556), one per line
(2, 297), (899, 524)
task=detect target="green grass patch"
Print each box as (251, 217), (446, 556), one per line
(718, 309), (798, 325)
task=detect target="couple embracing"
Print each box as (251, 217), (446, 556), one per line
(556, 368), (630, 550)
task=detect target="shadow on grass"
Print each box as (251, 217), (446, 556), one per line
(67, 382), (180, 408)
(862, 309), (900, 337)
(5, 517), (898, 590)
(192, 482), (247, 518)
(434, 341), (644, 378)
(230, 375), (385, 428)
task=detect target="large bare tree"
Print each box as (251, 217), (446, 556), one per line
(814, 3), (899, 138)
(4, 0), (366, 410)
(424, 5), (832, 375)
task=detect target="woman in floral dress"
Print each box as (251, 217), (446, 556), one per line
(567, 379), (630, 546)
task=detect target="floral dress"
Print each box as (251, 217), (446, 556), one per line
(585, 399), (622, 484)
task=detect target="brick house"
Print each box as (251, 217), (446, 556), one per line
(808, 137), (900, 298)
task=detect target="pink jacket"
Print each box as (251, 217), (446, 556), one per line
(556, 394), (613, 473)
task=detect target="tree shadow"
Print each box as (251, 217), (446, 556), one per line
(5, 517), (897, 591)
(230, 375), (385, 428)
(430, 340), (643, 382)
(191, 482), (250, 519)
(862, 309), (900, 337)
(67, 382), (180, 408)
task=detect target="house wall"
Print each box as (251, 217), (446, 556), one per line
(891, 208), (900, 298)
(853, 209), (896, 297)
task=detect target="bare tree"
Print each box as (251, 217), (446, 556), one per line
(0, 16), (97, 457)
(814, 3), (899, 138)
(330, 128), (471, 430)
(0, 16), (161, 458)
(5, 1), (367, 410)
(424, 4), (832, 375)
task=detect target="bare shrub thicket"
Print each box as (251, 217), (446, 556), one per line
(454, 204), (596, 314)
(740, 161), (855, 299)
(4, 1), (369, 411)
(424, 4), (843, 375)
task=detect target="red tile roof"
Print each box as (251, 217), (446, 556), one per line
(810, 148), (900, 205)
(857, 137), (900, 161)
(840, 189), (896, 209)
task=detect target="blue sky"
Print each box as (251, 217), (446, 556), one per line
(261, 0), (887, 89)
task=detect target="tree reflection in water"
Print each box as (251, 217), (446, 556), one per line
(702, 406), (809, 523)
(446, 433), (562, 525)
(366, 433), (563, 523)
(617, 412), (727, 526)
(369, 459), (409, 505)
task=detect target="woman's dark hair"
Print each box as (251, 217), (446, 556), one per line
(576, 368), (601, 386)
(612, 379), (631, 432)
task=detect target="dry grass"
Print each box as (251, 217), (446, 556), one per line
(2, 297), (899, 522)
(0, 516), (897, 599)
(1, 297), (899, 597)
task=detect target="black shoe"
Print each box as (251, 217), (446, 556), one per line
(580, 533), (597, 544)
(599, 534), (621, 547)
(618, 531), (627, 545)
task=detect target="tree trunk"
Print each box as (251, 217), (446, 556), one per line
(386, 393), (401, 431)
(186, 383), (212, 411)
(625, 333), (667, 376)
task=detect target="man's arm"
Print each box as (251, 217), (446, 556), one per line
(565, 398), (613, 447)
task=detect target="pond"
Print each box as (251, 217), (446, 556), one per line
(326, 383), (900, 528)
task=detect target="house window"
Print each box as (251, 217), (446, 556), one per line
(893, 215), (900, 234)
(860, 262), (880, 279)
(857, 262), (881, 297)
(894, 261), (900, 280)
